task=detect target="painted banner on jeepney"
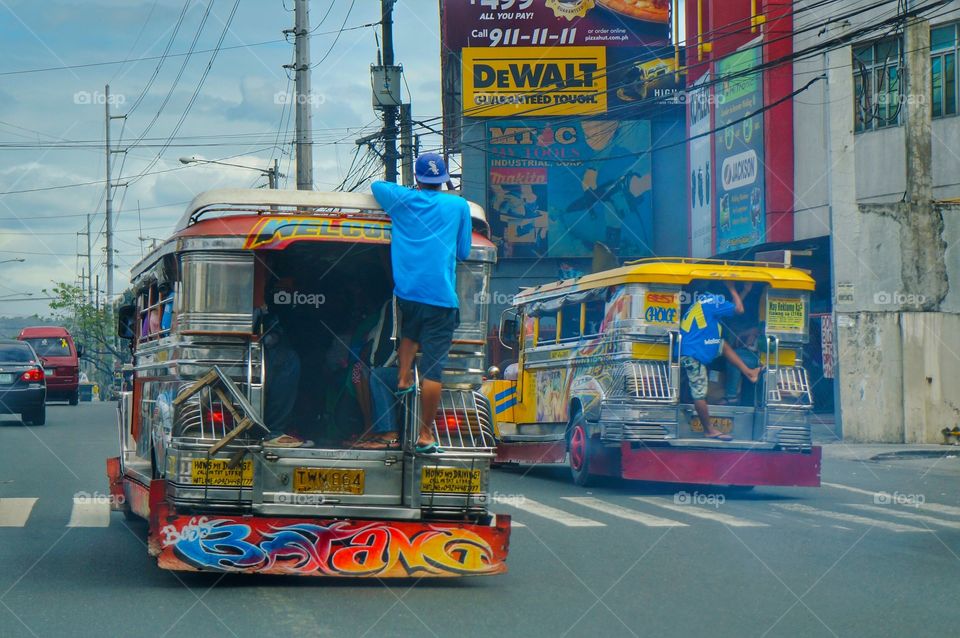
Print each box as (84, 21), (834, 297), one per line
(486, 118), (653, 258)
(765, 297), (806, 334)
(715, 45), (766, 253)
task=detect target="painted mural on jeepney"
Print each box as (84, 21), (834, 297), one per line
(158, 516), (506, 577)
(535, 368), (569, 422)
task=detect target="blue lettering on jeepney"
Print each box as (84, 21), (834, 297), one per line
(169, 518), (266, 570)
(645, 306), (677, 323)
(341, 221), (362, 238)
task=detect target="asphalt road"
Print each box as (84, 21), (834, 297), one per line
(2, 402), (959, 638)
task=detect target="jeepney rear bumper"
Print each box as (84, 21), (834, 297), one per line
(145, 497), (510, 578)
(620, 443), (822, 487)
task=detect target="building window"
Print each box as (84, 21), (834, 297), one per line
(853, 37), (902, 132)
(932, 24), (957, 118)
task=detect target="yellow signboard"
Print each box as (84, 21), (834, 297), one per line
(421, 467), (482, 494)
(766, 297), (806, 333)
(462, 46), (607, 117)
(190, 459), (253, 487)
(641, 292), (679, 326)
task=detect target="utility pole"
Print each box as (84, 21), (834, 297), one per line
(104, 84), (115, 301)
(292, 0), (313, 190)
(79, 214), (94, 304)
(381, 0), (398, 182)
(269, 158), (279, 189)
(400, 103), (413, 185)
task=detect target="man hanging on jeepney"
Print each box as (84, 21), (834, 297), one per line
(679, 281), (763, 441)
(371, 153), (472, 454)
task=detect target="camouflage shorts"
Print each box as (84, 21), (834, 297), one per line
(680, 355), (709, 401)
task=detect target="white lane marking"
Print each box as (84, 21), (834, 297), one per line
(563, 497), (687, 527)
(67, 498), (111, 528)
(512, 521), (526, 528)
(773, 504), (931, 533)
(632, 497), (767, 527)
(846, 504), (960, 530)
(0, 498), (38, 527)
(824, 482), (960, 516)
(505, 498), (605, 527)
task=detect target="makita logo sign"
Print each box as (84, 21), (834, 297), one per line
(721, 150), (758, 190)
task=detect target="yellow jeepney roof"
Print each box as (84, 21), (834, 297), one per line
(513, 258), (815, 305)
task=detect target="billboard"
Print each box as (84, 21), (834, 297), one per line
(441, 0), (670, 50)
(462, 46), (607, 117)
(688, 72), (712, 257)
(715, 45), (765, 253)
(486, 119), (653, 258)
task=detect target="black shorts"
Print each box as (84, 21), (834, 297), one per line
(397, 298), (459, 383)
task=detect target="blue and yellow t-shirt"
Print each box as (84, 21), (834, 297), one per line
(679, 294), (737, 364)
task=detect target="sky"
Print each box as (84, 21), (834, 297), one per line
(0, 0), (446, 317)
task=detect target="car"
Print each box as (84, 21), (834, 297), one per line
(17, 326), (82, 405)
(0, 339), (47, 425)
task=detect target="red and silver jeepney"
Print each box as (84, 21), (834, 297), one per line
(107, 189), (509, 577)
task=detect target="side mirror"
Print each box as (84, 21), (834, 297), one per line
(117, 304), (136, 340)
(76, 344), (84, 358)
(498, 312), (519, 350)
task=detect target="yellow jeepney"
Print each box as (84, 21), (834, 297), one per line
(483, 258), (822, 487)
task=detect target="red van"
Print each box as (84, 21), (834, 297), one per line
(17, 326), (82, 405)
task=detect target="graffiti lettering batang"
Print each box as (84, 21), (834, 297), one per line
(156, 516), (509, 577)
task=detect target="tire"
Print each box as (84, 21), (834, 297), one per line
(23, 404), (46, 426)
(568, 411), (595, 487)
(69, 391), (79, 406)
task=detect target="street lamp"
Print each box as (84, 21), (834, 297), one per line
(179, 156), (280, 189)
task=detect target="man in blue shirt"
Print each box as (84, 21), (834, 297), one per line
(679, 281), (762, 440)
(371, 153), (472, 454)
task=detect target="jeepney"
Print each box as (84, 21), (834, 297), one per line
(107, 189), (510, 577)
(483, 258), (821, 487)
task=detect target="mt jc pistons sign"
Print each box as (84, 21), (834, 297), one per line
(721, 149), (758, 191)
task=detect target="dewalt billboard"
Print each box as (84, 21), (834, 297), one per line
(462, 46), (607, 117)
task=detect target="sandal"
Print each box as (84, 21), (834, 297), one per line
(395, 385), (416, 397)
(356, 437), (401, 450)
(415, 441), (444, 454)
(263, 434), (310, 448)
(704, 432), (733, 441)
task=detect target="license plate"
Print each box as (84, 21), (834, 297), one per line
(0, 373), (13, 384)
(421, 467), (482, 494)
(190, 459), (253, 486)
(294, 468), (365, 495)
(44, 369), (55, 377)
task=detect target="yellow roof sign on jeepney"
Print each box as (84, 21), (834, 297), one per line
(512, 257), (815, 305)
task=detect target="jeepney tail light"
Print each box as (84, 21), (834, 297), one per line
(204, 404), (234, 430)
(436, 412), (461, 432)
(21, 368), (44, 382)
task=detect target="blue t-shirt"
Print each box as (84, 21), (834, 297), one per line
(371, 181), (472, 308)
(679, 294), (737, 364)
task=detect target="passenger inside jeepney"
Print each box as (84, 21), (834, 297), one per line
(255, 245), (395, 448)
(719, 283), (764, 406)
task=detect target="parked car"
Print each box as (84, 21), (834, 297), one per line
(17, 326), (82, 405)
(0, 339), (46, 425)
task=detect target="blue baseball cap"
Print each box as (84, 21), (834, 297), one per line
(414, 153), (449, 185)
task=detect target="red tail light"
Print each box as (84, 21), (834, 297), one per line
(435, 411), (465, 432)
(21, 368), (44, 382)
(204, 404), (235, 429)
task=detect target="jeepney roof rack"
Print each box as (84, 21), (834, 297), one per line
(177, 188), (489, 235)
(623, 257), (809, 271)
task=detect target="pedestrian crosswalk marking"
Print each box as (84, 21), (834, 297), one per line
(632, 497), (768, 527)
(773, 503), (932, 533)
(67, 498), (111, 528)
(846, 504), (960, 530)
(505, 498), (605, 527)
(824, 482), (960, 516)
(563, 497), (688, 527)
(0, 498), (38, 527)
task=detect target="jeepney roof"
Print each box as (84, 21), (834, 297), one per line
(513, 258), (816, 305)
(175, 188), (488, 232)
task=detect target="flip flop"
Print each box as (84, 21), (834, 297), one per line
(356, 437), (401, 450)
(704, 432), (733, 441)
(395, 385), (416, 397)
(415, 441), (444, 454)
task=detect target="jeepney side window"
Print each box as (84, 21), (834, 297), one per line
(559, 303), (582, 342)
(584, 299), (605, 336)
(537, 311), (557, 345)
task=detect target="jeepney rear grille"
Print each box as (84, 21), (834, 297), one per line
(603, 422), (672, 441)
(431, 390), (496, 451)
(174, 385), (256, 443)
(764, 425), (812, 450)
(623, 361), (677, 403)
(766, 367), (813, 408)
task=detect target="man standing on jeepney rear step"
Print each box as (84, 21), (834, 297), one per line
(371, 153), (472, 454)
(680, 282), (763, 441)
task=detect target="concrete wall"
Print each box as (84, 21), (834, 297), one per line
(901, 312), (960, 442)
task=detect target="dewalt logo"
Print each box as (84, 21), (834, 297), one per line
(462, 46), (607, 117)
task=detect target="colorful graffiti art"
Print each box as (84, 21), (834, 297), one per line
(155, 515), (510, 578)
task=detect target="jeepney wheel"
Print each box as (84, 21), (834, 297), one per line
(568, 412), (594, 487)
